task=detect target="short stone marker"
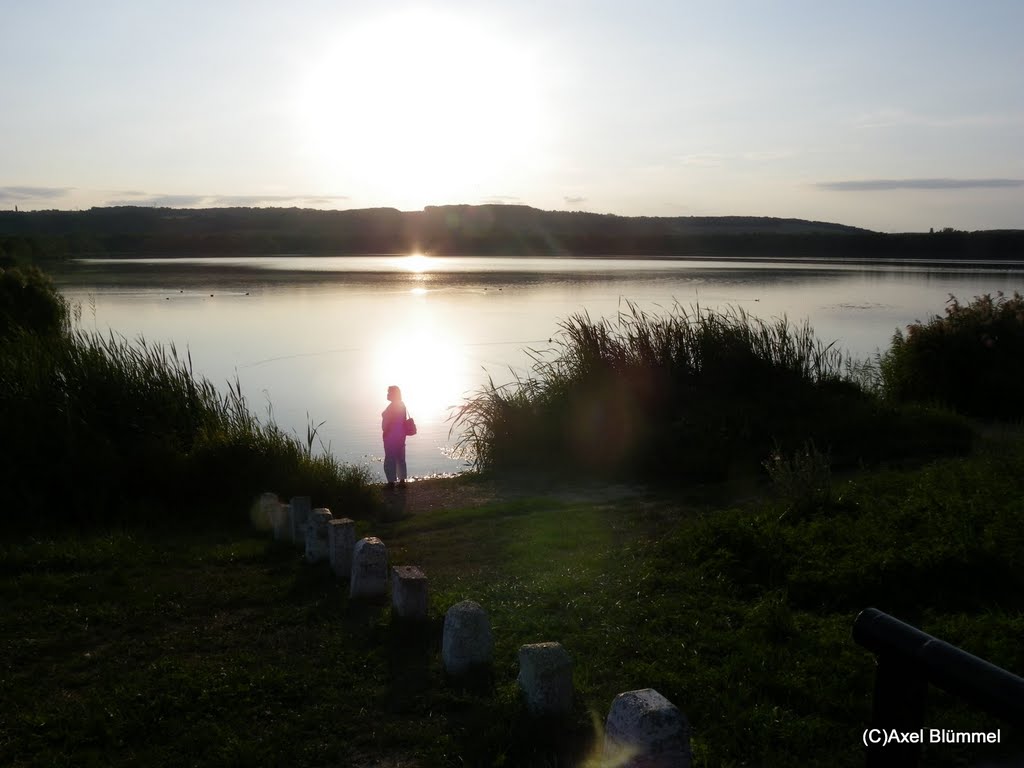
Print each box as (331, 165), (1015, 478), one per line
(391, 566), (428, 620)
(442, 600), (494, 675)
(257, 492), (279, 528)
(350, 537), (388, 599)
(517, 642), (573, 716)
(289, 495), (312, 543)
(603, 688), (691, 768)
(328, 518), (356, 579)
(304, 507), (333, 563)
(273, 503), (292, 541)
(257, 493), (288, 540)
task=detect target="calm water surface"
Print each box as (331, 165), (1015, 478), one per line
(54, 255), (1024, 479)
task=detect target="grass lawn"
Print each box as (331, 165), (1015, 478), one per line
(4, 437), (1024, 767)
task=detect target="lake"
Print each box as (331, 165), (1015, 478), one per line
(53, 255), (1024, 480)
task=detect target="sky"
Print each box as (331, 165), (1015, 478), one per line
(2, 0), (1023, 233)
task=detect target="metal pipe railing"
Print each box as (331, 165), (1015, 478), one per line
(853, 607), (1024, 767)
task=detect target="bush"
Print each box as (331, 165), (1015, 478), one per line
(451, 303), (971, 481)
(690, 438), (1024, 615)
(763, 440), (832, 516)
(0, 265), (69, 338)
(881, 292), (1024, 419)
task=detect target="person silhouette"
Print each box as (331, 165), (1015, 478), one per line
(381, 385), (408, 488)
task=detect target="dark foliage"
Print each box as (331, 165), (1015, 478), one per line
(881, 292), (1024, 419)
(3, 203), (1022, 261)
(0, 270), (377, 532)
(0, 265), (69, 338)
(451, 304), (972, 482)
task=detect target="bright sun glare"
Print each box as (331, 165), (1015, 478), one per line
(373, 321), (468, 428)
(404, 253), (431, 273)
(296, 9), (546, 207)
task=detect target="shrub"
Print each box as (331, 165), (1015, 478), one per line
(881, 292), (1024, 419)
(763, 440), (832, 516)
(0, 265), (69, 338)
(451, 303), (971, 481)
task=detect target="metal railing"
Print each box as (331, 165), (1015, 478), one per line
(853, 607), (1024, 767)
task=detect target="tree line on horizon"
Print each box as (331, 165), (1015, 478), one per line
(1, 203), (1022, 263)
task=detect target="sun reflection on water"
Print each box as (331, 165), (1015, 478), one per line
(403, 253), (432, 273)
(373, 321), (471, 430)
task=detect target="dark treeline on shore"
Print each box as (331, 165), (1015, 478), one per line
(2, 204), (1022, 263)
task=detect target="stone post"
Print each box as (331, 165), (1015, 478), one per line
(391, 566), (428, 620)
(272, 503), (292, 541)
(328, 518), (356, 579)
(289, 495), (312, 544)
(258, 492), (279, 530)
(304, 507), (333, 563)
(350, 537), (388, 600)
(442, 600), (493, 675)
(603, 688), (691, 768)
(269, 501), (290, 541)
(517, 642), (573, 716)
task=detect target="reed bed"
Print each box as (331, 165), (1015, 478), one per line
(1, 269), (377, 530)
(452, 302), (970, 480)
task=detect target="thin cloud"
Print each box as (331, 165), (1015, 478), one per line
(564, 195), (587, 205)
(676, 150), (795, 167)
(0, 185), (74, 201)
(817, 178), (1024, 192)
(481, 195), (521, 204)
(677, 153), (724, 168)
(855, 109), (1024, 130)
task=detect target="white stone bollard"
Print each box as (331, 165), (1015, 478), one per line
(349, 537), (388, 599)
(257, 493), (287, 539)
(258, 492), (279, 529)
(304, 507), (333, 563)
(442, 600), (494, 675)
(391, 566), (428, 620)
(273, 503), (292, 541)
(603, 688), (691, 768)
(517, 642), (574, 716)
(289, 495), (312, 543)
(328, 518), (356, 579)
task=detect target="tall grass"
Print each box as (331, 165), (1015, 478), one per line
(452, 302), (971, 481)
(1, 267), (378, 531)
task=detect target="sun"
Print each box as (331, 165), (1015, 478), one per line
(295, 9), (548, 208)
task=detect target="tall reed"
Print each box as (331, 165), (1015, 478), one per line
(451, 302), (970, 480)
(2, 322), (377, 530)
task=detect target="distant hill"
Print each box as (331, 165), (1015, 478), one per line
(1, 204), (1022, 262)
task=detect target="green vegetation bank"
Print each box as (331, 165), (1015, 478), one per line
(0, 265), (377, 530)
(2, 266), (1024, 766)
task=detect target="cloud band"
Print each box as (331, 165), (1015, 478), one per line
(818, 178), (1024, 191)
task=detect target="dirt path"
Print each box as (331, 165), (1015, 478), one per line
(379, 474), (648, 516)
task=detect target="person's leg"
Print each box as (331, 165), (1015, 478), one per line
(397, 443), (407, 483)
(383, 447), (396, 485)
